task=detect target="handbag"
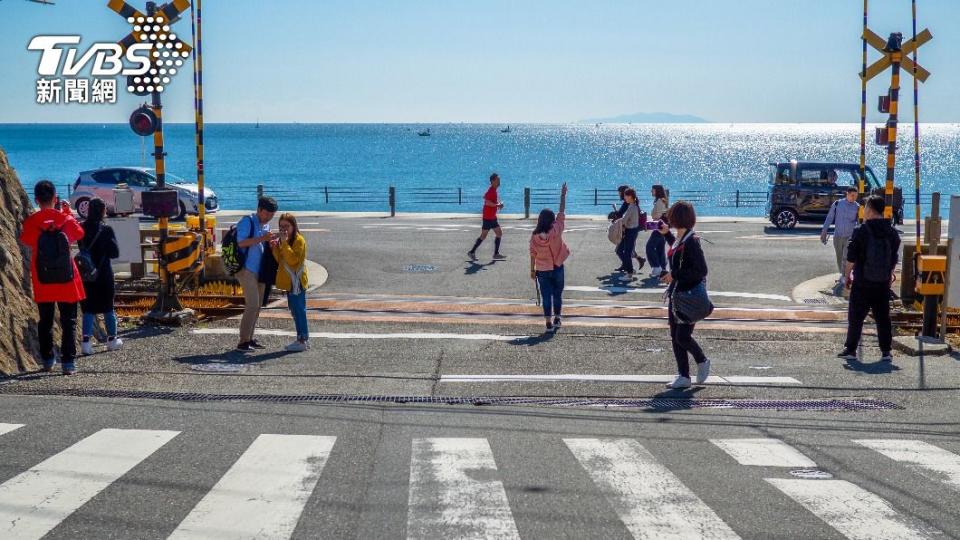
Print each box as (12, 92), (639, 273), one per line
(670, 232), (714, 324)
(75, 226), (104, 283)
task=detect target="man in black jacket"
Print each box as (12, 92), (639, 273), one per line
(837, 196), (900, 362)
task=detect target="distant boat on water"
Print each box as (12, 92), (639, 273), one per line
(500, 125), (511, 133)
(417, 128), (431, 136)
(255, 119), (260, 129)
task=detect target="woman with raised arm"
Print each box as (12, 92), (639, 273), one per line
(530, 183), (570, 333)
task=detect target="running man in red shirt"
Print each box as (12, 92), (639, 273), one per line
(468, 172), (506, 260)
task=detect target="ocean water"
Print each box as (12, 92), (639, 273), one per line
(1, 123), (958, 216)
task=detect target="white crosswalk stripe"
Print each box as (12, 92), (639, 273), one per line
(0, 423), (24, 437)
(1, 426), (957, 539)
(765, 479), (937, 540)
(710, 438), (817, 467)
(564, 438), (740, 540)
(856, 439), (960, 491)
(712, 437), (942, 539)
(168, 434), (337, 540)
(407, 437), (519, 540)
(0, 428), (179, 540)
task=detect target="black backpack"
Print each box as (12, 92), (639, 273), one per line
(863, 226), (892, 284)
(36, 227), (74, 284)
(74, 226), (104, 283)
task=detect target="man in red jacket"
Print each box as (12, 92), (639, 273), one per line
(19, 180), (86, 374)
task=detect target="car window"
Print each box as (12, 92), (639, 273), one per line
(126, 171), (156, 188)
(836, 169), (860, 188)
(773, 165), (793, 186)
(797, 168), (837, 189)
(90, 170), (121, 185)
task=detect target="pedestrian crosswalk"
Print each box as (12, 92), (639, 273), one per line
(1, 425), (958, 539)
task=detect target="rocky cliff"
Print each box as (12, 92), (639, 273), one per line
(0, 147), (40, 375)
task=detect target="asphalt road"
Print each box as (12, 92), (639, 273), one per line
(2, 213), (955, 539)
(1, 393), (959, 539)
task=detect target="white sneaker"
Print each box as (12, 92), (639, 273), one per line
(666, 376), (691, 389)
(80, 341), (94, 356)
(649, 267), (662, 278)
(695, 359), (711, 384)
(285, 341), (307, 352)
(107, 338), (123, 352)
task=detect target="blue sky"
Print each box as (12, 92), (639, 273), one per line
(0, 0), (957, 123)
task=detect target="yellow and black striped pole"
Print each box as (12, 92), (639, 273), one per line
(858, 0), (868, 222)
(911, 0), (922, 254)
(147, 2), (184, 313)
(191, 0), (206, 253)
(882, 33), (902, 222)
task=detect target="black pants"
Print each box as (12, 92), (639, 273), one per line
(844, 285), (893, 353)
(616, 227), (640, 273)
(669, 305), (706, 378)
(38, 301), (78, 363)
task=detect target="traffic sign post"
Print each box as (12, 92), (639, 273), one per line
(109, 0), (196, 325)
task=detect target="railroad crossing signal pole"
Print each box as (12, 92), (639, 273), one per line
(860, 26), (931, 220)
(109, 0), (195, 324)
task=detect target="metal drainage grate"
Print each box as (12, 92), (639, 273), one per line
(404, 264), (438, 273)
(0, 387), (902, 411)
(803, 298), (828, 304)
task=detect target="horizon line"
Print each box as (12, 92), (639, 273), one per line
(3, 121), (960, 125)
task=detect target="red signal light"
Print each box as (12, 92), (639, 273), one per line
(129, 106), (159, 137)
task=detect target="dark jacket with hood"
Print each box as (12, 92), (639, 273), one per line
(846, 218), (901, 288)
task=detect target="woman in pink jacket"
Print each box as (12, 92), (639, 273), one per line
(529, 183), (570, 332)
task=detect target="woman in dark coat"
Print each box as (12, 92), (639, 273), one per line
(658, 201), (710, 389)
(79, 198), (121, 355)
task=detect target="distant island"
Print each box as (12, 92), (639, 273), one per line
(580, 112), (709, 124)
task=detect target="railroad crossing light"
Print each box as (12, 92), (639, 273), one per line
(129, 106), (158, 137)
(884, 32), (903, 53)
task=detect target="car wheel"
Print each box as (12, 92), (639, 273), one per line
(75, 198), (91, 220)
(177, 201), (188, 221)
(773, 208), (798, 229)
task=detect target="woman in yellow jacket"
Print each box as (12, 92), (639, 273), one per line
(271, 213), (310, 352)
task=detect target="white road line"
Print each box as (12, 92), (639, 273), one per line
(440, 374), (801, 385)
(168, 434), (336, 540)
(710, 439), (817, 468)
(766, 478), (937, 540)
(565, 438), (740, 540)
(408, 438), (519, 540)
(0, 423), (24, 437)
(192, 328), (529, 341)
(565, 285), (792, 302)
(0, 429), (179, 540)
(855, 439), (960, 491)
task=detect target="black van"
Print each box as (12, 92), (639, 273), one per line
(766, 160), (903, 229)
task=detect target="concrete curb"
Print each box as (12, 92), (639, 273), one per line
(305, 260), (328, 292)
(791, 273), (848, 306)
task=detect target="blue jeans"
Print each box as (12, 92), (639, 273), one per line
(616, 227), (640, 273)
(287, 290), (309, 341)
(82, 311), (117, 339)
(536, 265), (565, 318)
(645, 231), (667, 269)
